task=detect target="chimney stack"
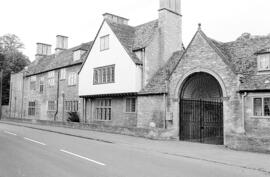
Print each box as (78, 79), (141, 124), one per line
(55, 35), (68, 54)
(35, 43), (52, 60)
(103, 13), (129, 25)
(158, 0), (182, 64)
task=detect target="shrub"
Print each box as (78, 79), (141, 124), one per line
(66, 112), (80, 123)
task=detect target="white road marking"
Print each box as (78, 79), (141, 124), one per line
(60, 149), (106, 166)
(4, 131), (17, 136)
(23, 137), (46, 146)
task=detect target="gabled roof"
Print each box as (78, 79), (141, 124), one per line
(105, 19), (159, 65)
(26, 42), (93, 77)
(139, 50), (184, 95)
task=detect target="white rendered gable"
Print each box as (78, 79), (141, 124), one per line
(79, 21), (142, 96)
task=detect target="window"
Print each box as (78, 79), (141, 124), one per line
(48, 71), (55, 87)
(253, 97), (270, 117)
(64, 100), (79, 112)
(30, 76), (37, 90)
(126, 98), (136, 113)
(28, 101), (36, 116)
(100, 35), (109, 51)
(93, 65), (115, 84)
(258, 54), (270, 71)
(96, 99), (112, 121)
(60, 69), (66, 80)
(48, 101), (56, 111)
(73, 50), (86, 61)
(68, 72), (77, 86)
(39, 77), (44, 93)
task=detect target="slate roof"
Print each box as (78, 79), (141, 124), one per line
(140, 30), (270, 94)
(26, 42), (93, 76)
(139, 50), (184, 95)
(106, 19), (159, 65)
(209, 33), (270, 91)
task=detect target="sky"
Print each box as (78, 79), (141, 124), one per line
(1, 0), (270, 61)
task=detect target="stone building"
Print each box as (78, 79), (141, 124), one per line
(139, 26), (270, 152)
(9, 35), (92, 121)
(79, 0), (183, 127)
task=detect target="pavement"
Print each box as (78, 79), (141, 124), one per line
(0, 120), (270, 176)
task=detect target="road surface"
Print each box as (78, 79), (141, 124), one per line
(0, 123), (268, 177)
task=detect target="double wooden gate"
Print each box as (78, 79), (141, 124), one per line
(179, 99), (224, 145)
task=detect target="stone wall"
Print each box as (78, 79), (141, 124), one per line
(167, 31), (242, 141)
(10, 65), (83, 122)
(137, 95), (166, 128)
(85, 97), (137, 127)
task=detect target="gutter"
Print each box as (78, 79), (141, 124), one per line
(54, 71), (60, 121)
(241, 92), (248, 133)
(163, 80), (169, 129)
(21, 72), (25, 119)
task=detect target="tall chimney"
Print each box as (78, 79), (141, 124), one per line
(35, 43), (52, 60)
(103, 13), (129, 25)
(158, 0), (182, 64)
(55, 35), (68, 54)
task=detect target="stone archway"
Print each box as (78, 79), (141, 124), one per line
(179, 72), (224, 145)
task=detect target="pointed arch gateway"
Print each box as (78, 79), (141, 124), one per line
(179, 72), (224, 145)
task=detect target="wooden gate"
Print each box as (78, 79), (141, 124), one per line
(179, 99), (223, 145)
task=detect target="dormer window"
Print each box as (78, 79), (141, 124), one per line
(100, 35), (109, 51)
(73, 49), (86, 61)
(257, 48), (270, 71)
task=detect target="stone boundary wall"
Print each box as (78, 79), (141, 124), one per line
(226, 134), (270, 154)
(2, 117), (175, 140)
(1, 105), (10, 119)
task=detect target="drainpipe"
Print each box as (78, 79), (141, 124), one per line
(54, 71), (60, 121)
(164, 80), (169, 129)
(242, 92), (247, 133)
(21, 72), (25, 119)
(62, 92), (65, 121)
(9, 82), (12, 119)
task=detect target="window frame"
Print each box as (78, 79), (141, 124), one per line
(47, 100), (56, 112)
(48, 71), (55, 87)
(93, 65), (115, 85)
(257, 54), (270, 71)
(39, 77), (44, 94)
(64, 100), (79, 112)
(100, 35), (110, 51)
(95, 99), (112, 121)
(68, 72), (77, 86)
(252, 96), (270, 118)
(60, 69), (66, 80)
(30, 76), (37, 91)
(28, 101), (36, 116)
(125, 97), (137, 113)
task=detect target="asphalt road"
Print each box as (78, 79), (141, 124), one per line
(0, 124), (269, 177)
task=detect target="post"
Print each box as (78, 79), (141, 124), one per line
(0, 70), (2, 119)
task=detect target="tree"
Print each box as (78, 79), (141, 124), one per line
(0, 34), (30, 105)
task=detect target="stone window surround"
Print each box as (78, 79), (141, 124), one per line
(251, 94), (270, 119)
(47, 100), (56, 112)
(28, 101), (36, 116)
(60, 69), (66, 80)
(68, 72), (77, 86)
(125, 97), (137, 113)
(95, 99), (112, 121)
(64, 100), (79, 112)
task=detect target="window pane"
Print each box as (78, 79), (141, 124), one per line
(254, 98), (262, 116)
(131, 98), (136, 112)
(264, 98), (270, 116)
(126, 99), (131, 112)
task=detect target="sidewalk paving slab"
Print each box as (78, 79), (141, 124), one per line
(1, 120), (270, 175)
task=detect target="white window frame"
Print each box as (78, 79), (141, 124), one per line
(93, 65), (115, 85)
(100, 35), (109, 51)
(252, 95), (270, 118)
(68, 72), (77, 86)
(60, 69), (66, 80)
(257, 54), (270, 71)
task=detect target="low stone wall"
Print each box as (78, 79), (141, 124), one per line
(226, 134), (270, 154)
(3, 117), (176, 140)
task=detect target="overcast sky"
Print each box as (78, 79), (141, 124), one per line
(1, 0), (270, 61)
